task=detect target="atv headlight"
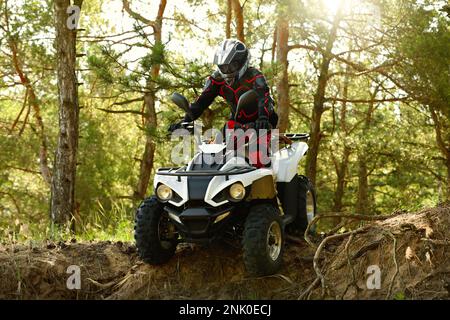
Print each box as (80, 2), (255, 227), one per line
(229, 183), (245, 201)
(156, 184), (173, 201)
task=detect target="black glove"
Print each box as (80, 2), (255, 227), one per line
(168, 120), (183, 133)
(255, 116), (271, 130)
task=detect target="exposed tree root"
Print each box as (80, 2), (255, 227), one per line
(303, 204), (450, 299)
(383, 230), (399, 299)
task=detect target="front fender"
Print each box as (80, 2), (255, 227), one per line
(204, 157), (273, 207)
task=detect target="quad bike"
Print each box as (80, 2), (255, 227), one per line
(134, 90), (317, 276)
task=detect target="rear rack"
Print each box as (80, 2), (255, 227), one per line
(282, 133), (309, 140)
(156, 165), (256, 181)
(278, 133), (309, 145)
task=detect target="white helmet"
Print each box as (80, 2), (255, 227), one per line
(213, 39), (250, 85)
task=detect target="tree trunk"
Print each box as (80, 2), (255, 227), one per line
(134, 92), (157, 199)
(332, 148), (350, 212)
(429, 106), (450, 201)
(124, 0), (167, 200)
(4, 1), (51, 185)
(306, 105), (323, 187)
(332, 54), (351, 213)
(271, 25), (277, 64)
(275, 17), (290, 133)
(231, 0), (244, 43)
(51, 0), (82, 224)
(356, 89), (376, 214)
(226, 0), (232, 39)
(11, 47), (52, 185)
(332, 162), (347, 212)
(305, 2), (344, 186)
(356, 154), (369, 214)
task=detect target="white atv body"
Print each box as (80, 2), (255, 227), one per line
(134, 91), (316, 276)
(154, 136), (309, 208)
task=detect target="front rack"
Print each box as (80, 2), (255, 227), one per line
(157, 165), (256, 180)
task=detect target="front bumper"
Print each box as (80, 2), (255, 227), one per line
(164, 205), (235, 240)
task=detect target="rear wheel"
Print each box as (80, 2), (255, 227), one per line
(134, 196), (178, 264)
(242, 204), (284, 276)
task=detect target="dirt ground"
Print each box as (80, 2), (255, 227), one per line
(0, 203), (448, 300)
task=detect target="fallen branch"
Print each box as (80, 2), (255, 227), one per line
(298, 277), (320, 300)
(346, 233), (357, 285)
(384, 231), (399, 300)
(340, 233), (358, 299)
(420, 238), (450, 246)
(334, 238), (382, 270)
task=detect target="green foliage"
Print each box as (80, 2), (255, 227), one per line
(393, 292), (406, 300)
(0, 0), (447, 241)
(78, 200), (135, 242)
(141, 42), (166, 70)
(392, 1), (450, 115)
(87, 54), (115, 85)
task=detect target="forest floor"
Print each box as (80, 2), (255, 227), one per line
(0, 203), (449, 300)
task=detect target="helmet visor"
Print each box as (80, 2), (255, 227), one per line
(218, 61), (242, 75)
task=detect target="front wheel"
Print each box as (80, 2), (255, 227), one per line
(242, 204), (284, 276)
(134, 196), (178, 264)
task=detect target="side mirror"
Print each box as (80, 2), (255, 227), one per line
(236, 90), (258, 116)
(171, 92), (193, 119)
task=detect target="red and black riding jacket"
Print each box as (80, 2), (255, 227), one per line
(185, 67), (278, 128)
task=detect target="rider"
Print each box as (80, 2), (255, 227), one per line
(169, 38), (278, 133)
